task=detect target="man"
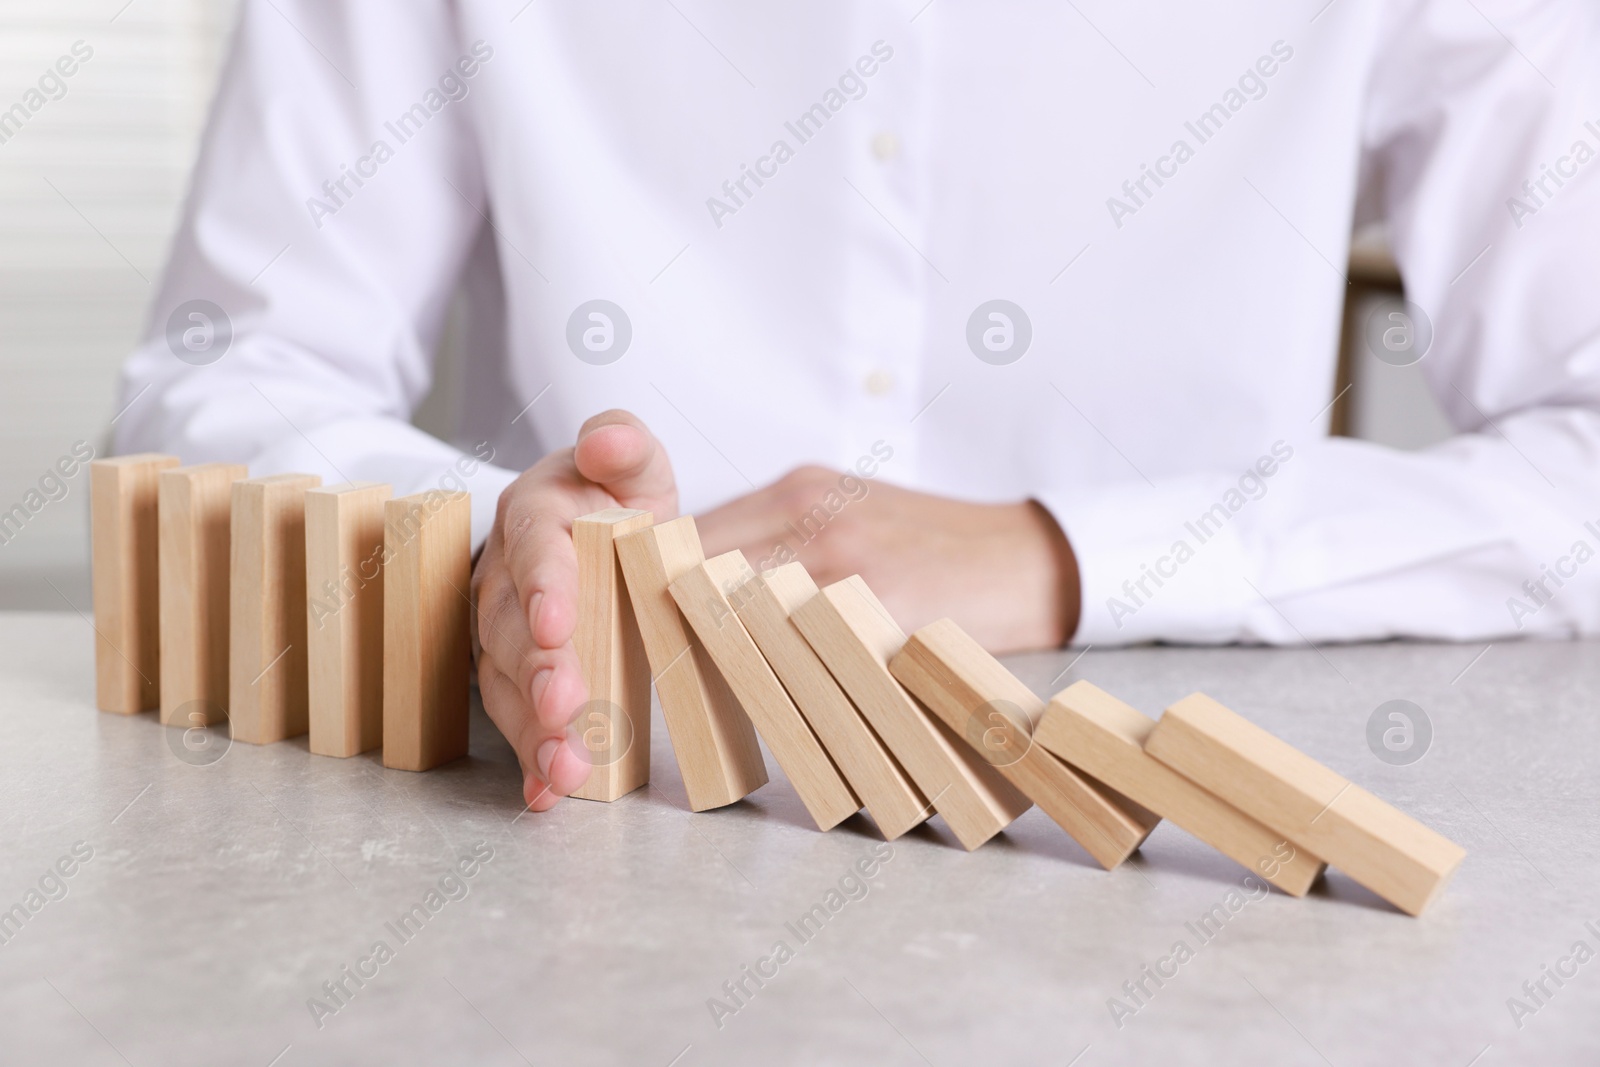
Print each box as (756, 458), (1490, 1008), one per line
(117, 0), (1600, 811)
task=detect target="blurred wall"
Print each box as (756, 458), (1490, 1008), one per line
(0, 0), (238, 608)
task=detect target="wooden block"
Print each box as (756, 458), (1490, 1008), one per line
(1145, 692), (1466, 916)
(158, 463), (247, 726)
(569, 508), (654, 802)
(733, 563), (929, 839)
(229, 474), (321, 744)
(615, 516), (767, 811)
(890, 620), (1159, 869)
(382, 491), (472, 771)
(1037, 681), (1326, 894)
(90, 453), (178, 713)
(671, 552), (859, 830)
(305, 482), (390, 758)
(790, 576), (1031, 851)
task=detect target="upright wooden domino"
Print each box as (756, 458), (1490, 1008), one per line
(1145, 693), (1466, 915)
(671, 552), (859, 830)
(90, 453), (178, 713)
(1037, 681), (1326, 894)
(382, 491), (471, 771)
(890, 620), (1159, 869)
(158, 462), (247, 727)
(229, 474), (321, 745)
(305, 482), (391, 758)
(733, 562), (929, 839)
(615, 516), (767, 811)
(569, 508), (654, 802)
(791, 576), (1031, 851)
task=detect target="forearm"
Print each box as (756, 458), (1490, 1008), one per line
(1042, 415), (1600, 646)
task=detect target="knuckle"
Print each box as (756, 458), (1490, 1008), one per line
(501, 502), (547, 560)
(776, 466), (828, 511)
(475, 583), (521, 655)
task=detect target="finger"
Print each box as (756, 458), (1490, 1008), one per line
(497, 459), (610, 651)
(541, 730), (594, 797)
(476, 579), (584, 729)
(573, 409), (678, 515)
(476, 659), (562, 811)
(479, 652), (590, 807)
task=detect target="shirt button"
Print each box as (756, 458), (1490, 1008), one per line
(864, 370), (894, 395)
(871, 132), (899, 161)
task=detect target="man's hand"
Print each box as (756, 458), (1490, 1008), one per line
(698, 467), (1080, 653)
(471, 410), (676, 812)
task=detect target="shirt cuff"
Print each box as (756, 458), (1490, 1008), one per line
(1036, 477), (1259, 646)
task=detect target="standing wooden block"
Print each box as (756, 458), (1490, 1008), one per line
(1037, 681), (1326, 894)
(569, 508), (654, 802)
(733, 563), (929, 840)
(158, 462), (247, 726)
(615, 516), (767, 811)
(90, 453), (178, 713)
(791, 576), (1030, 851)
(382, 491), (472, 771)
(306, 482), (390, 758)
(1145, 693), (1466, 916)
(229, 474), (321, 744)
(889, 620), (1159, 869)
(671, 552), (859, 830)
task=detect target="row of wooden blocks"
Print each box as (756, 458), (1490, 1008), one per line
(90, 455), (470, 770)
(89, 456), (1465, 915)
(564, 507), (1464, 916)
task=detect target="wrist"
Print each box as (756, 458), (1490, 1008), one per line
(1024, 499), (1081, 647)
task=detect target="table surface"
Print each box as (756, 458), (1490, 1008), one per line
(1, 612), (1597, 1066)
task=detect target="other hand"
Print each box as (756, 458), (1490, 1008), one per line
(697, 466), (1079, 653)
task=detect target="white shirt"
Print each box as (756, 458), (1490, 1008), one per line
(116, 0), (1600, 646)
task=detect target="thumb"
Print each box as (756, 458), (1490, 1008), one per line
(573, 409), (678, 517)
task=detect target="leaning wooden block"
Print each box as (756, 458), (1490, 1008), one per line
(230, 474), (321, 745)
(1037, 681), (1325, 894)
(890, 620), (1158, 869)
(615, 516), (766, 811)
(1145, 693), (1466, 916)
(90, 453), (178, 713)
(569, 508), (654, 802)
(158, 462), (247, 727)
(791, 576), (1030, 851)
(671, 552), (859, 830)
(305, 482), (390, 758)
(733, 562), (928, 840)
(382, 491), (471, 771)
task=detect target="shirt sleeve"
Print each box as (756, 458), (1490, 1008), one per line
(112, 0), (519, 548)
(1047, 0), (1600, 647)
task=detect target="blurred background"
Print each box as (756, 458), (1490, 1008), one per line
(0, 1), (1454, 610)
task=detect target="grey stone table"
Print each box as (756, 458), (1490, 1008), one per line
(1, 612), (1597, 1066)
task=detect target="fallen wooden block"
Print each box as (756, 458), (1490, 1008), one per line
(733, 562), (928, 839)
(671, 552), (859, 830)
(569, 508), (654, 802)
(158, 462), (247, 727)
(615, 516), (766, 811)
(230, 473), (321, 745)
(890, 620), (1158, 869)
(90, 453), (178, 714)
(1037, 681), (1325, 894)
(1145, 692), (1466, 916)
(791, 576), (1030, 850)
(382, 491), (471, 771)
(305, 482), (390, 758)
